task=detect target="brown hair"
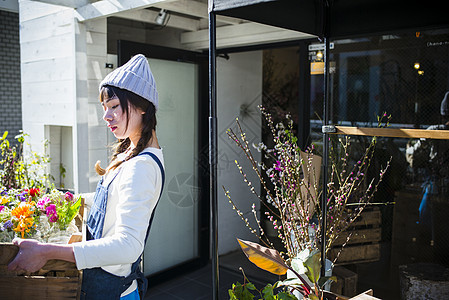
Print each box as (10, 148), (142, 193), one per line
(95, 85), (157, 175)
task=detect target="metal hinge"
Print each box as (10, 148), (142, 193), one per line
(322, 125), (337, 133)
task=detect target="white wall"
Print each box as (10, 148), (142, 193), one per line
(85, 19), (111, 192)
(217, 51), (263, 255)
(19, 0), (110, 193)
(19, 0), (79, 188)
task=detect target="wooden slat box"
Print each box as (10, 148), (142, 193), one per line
(330, 266), (358, 297)
(0, 201), (84, 300)
(329, 207), (382, 265)
(0, 243), (81, 299)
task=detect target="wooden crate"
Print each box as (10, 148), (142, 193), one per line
(330, 266), (358, 297)
(329, 207), (382, 265)
(0, 243), (81, 299)
(0, 201), (84, 300)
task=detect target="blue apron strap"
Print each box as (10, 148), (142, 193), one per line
(138, 152), (165, 192)
(137, 152), (165, 243)
(127, 151), (165, 298)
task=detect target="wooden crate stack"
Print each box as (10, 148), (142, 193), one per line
(329, 207), (382, 265)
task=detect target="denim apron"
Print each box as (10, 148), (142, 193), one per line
(81, 152), (165, 300)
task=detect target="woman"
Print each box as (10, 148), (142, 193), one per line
(8, 54), (165, 300)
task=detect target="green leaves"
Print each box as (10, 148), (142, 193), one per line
(55, 194), (82, 230)
(304, 249), (321, 284)
(229, 282), (256, 300)
(0, 130), (54, 190)
(229, 280), (298, 300)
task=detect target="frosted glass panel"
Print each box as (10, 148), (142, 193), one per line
(144, 58), (199, 275)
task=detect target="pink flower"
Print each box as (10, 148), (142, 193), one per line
(64, 192), (74, 202)
(37, 196), (51, 210)
(274, 161), (282, 171)
(46, 204), (58, 222)
(0, 205), (4, 212)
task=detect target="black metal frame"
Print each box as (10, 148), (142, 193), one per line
(208, 13), (219, 300)
(118, 40), (210, 285)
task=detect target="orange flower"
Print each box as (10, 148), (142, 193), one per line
(11, 202), (35, 238)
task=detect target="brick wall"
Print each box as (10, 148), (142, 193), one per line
(0, 10), (22, 141)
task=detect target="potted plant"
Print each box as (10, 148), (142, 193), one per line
(224, 107), (391, 298)
(0, 131), (82, 243)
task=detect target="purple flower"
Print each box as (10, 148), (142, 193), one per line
(16, 191), (28, 201)
(1, 220), (13, 231)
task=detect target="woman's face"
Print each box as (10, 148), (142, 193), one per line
(102, 96), (144, 146)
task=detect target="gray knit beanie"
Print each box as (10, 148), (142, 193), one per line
(441, 91), (449, 116)
(99, 54), (159, 110)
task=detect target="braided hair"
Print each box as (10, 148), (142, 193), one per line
(95, 85), (157, 175)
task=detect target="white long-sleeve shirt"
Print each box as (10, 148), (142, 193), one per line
(73, 147), (164, 295)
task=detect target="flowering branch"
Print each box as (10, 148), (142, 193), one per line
(224, 106), (391, 266)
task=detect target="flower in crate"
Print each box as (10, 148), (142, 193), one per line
(46, 204), (59, 223)
(11, 201), (36, 238)
(0, 219), (13, 231)
(64, 191), (74, 202)
(0, 188), (82, 242)
(34, 189), (82, 231)
(36, 196), (51, 210)
(27, 188), (41, 198)
(0, 194), (8, 204)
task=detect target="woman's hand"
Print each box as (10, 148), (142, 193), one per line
(7, 238), (49, 274)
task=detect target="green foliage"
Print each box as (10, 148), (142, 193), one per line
(303, 250), (337, 295)
(228, 268), (298, 300)
(229, 281), (297, 300)
(229, 282), (255, 300)
(262, 283), (297, 300)
(59, 163), (67, 188)
(0, 131), (54, 190)
(54, 191), (82, 230)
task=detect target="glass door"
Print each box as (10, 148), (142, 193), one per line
(143, 57), (200, 275)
